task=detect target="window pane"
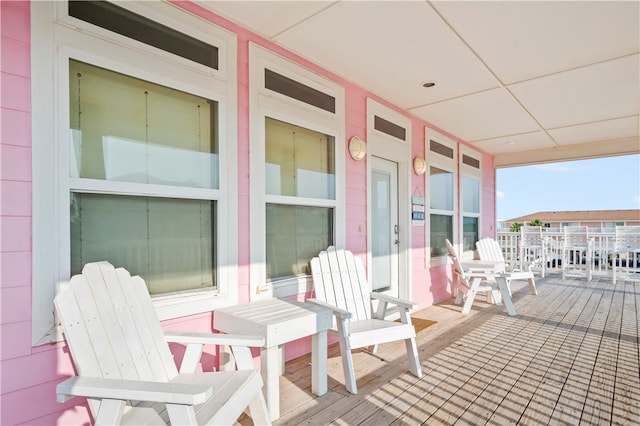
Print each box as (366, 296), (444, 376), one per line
(463, 176), (480, 213)
(430, 214), (453, 258)
(69, 60), (219, 189)
(265, 117), (335, 199)
(265, 69), (335, 113)
(68, 1), (219, 70)
(266, 204), (333, 280)
(430, 166), (453, 210)
(70, 193), (216, 294)
(463, 216), (479, 251)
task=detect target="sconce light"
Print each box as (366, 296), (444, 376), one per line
(413, 156), (427, 175)
(348, 136), (367, 161)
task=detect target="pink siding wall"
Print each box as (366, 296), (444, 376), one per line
(0, 1), (496, 424)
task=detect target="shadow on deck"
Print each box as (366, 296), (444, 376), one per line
(256, 271), (640, 425)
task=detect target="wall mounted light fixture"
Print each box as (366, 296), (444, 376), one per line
(413, 156), (427, 175)
(349, 136), (367, 161)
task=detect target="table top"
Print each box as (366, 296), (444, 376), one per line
(214, 298), (333, 347)
(461, 259), (505, 272)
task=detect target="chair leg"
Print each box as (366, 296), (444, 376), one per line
(496, 278), (516, 316)
(461, 289), (476, 314)
(166, 404), (198, 426)
(335, 319), (357, 394)
(461, 277), (480, 314)
(247, 388), (271, 426)
(94, 399), (125, 426)
(404, 337), (422, 378)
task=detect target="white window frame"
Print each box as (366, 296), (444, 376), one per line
(249, 43), (345, 299)
(31, 1), (238, 345)
(460, 145), (482, 253)
(425, 129), (458, 267)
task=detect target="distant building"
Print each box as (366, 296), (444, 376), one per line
(499, 210), (640, 231)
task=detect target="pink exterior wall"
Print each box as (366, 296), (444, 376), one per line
(0, 1), (496, 424)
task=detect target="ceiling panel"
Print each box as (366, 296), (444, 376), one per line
(410, 88), (541, 142)
(471, 131), (557, 156)
(510, 55), (640, 129)
(431, 1), (640, 84)
(195, 1), (336, 38)
(549, 116), (639, 146)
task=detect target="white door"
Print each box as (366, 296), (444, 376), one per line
(371, 156), (399, 295)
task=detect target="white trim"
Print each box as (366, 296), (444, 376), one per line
(249, 43), (346, 300)
(366, 99), (412, 302)
(425, 129), (459, 267)
(31, 1), (238, 345)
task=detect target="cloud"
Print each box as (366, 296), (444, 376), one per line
(496, 191), (505, 199)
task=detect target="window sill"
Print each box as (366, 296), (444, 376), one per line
(428, 255), (450, 268)
(255, 275), (314, 300)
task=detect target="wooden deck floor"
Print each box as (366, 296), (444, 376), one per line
(258, 272), (640, 425)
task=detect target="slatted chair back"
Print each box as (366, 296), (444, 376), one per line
(311, 246), (371, 322)
(614, 226), (640, 252)
(520, 225), (547, 277)
(613, 226), (640, 283)
(564, 226), (590, 249)
(476, 237), (538, 294)
(445, 239), (468, 284)
(521, 225), (544, 247)
(476, 238), (506, 263)
(562, 226), (592, 281)
(55, 262), (178, 414)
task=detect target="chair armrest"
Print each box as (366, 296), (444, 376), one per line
(165, 332), (263, 372)
(507, 260), (532, 272)
(465, 272), (510, 279)
(164, 332), (264, 347)
(56, 376), (212, 405)
(307, 298), (352, 320)
(370, 292), (417, 310)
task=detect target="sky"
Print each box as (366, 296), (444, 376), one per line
(496, 154), (640, 222)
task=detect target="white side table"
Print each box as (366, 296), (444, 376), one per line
(214, 298), (333, 421)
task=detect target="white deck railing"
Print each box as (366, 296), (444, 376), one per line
(496, 229), (623, 273)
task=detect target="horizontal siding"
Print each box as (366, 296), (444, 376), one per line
(0, 251), (31, 287)
(1, 346), (74, 394)
(0, 321), (32, 361)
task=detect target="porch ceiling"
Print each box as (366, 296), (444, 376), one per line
(196, 1), (639, 167)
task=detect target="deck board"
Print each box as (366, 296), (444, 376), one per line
(262, 272), (640, 425)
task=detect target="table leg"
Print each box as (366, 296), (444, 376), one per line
(496, 277), (516, 316)
(261, 345), (280, 421)
(311, 330), (328, 396)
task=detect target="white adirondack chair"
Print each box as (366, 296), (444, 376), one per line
(562, 226), (593, 281)
(612, 226), (640, 284)
(476, 237), (538, 296)
(446, 239), (516, 316)
(309, 247), (422, 394)
(520, 225), (548, 278)
(55, 261), (271, 426)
